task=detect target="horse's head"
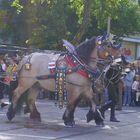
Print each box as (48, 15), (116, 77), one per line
(96, 34), (121, 60)
(74, 33), (122, 73)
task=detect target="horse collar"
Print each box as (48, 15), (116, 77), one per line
(65, 55), (89, 78)
(65, 54), (100, 79)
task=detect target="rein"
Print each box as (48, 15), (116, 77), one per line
(35, 43), (114, 87)
(64, 52), (99, 78)
(104, 63), (123, 88)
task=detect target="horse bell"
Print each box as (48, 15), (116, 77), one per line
(25, 62), (31, 70)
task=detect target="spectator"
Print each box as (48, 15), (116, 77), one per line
(134, 60), (140, 75)
(131, 75), (140, 106)
(123, 67), (135, 106)
(0, 58), (8, 108)
(136, 78), (140, 102)
(7, 58), (18, 102)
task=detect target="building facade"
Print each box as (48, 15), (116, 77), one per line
(122, 37), (140, 61)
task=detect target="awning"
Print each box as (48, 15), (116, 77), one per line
(122, 37), (140, 43)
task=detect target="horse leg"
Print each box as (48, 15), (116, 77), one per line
(86, 97), (96, 123)
(85, 87), (104, 126)
(9, 80), (18, 102)
(63, 90), (81, 127)
(27, 86), (41, 121)
(7, 86), (29, 121)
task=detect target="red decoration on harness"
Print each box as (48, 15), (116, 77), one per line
(48, 55), (89, 78)
(48, 62), (56, 74)
(65, 56), (89, 78)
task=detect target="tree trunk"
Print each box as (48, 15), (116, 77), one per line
(72, 0), (92, 45)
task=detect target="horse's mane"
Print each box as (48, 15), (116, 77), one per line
(76, 37), (96, 63)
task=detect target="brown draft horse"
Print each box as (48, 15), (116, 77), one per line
(7, 35), (118, 126)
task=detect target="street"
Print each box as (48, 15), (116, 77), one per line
(0, 99), (140, 140)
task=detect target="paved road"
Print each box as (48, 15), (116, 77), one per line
(0, 99), (140, 140)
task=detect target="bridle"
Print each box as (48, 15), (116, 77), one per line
(37, 36), (119, 88)
(87, 41), (114, 76)
(62, 38), (115, 86)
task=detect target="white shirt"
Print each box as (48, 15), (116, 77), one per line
(132, 81), (139, 91)
(1, 63), (6, 71)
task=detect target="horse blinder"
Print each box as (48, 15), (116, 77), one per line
(96, 40), (112, 58)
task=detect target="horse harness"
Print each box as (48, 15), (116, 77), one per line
(27, 37), (115, 108)
(104, 58), (124, 88)
(35, 37), (115, 108)
(36, 52), (102, 108)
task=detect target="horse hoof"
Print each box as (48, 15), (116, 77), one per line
(6, 111), (15, 121)
(30, 117), (41, 122)
(95, 120), (104, 126)
(30, 114), (41, 122)
(86, 109), (94, 123)
(64, 121), (74, 127)
(101, 121), (105, 126)
(72, 120), (75, 126)
(30, 118), (41, 122)
(96, 109), (105, 120)
(94, 109), (104, 126)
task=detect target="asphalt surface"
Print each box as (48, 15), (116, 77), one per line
(0, 99), (140, 140)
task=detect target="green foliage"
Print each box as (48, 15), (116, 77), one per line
(1, 0), (140, 49)
(11, 0), (23, 14)
(25, 0), (70, 49)
(0, 10), (7, 28)
(70, 0), (84, 24)
(111, 0), (140, 35)
(0, 1), (15, 41)
(86, 0), (140, 36)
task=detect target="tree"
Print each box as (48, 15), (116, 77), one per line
(4, 0), (140, 49)
(111, 1), (140, 36)
(72, 0), (93, 45)
(0, 0), (13, 42)
(11, 0), (77, 49)
(138, 0), (140, 5)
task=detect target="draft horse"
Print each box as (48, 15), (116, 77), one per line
(7, 35), (115, 126)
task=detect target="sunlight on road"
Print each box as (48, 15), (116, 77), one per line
(0, 133), (56, 139)
(102, 125), (118, 130)
(0, 135), (13, 140)
(102, 125), (112, 129)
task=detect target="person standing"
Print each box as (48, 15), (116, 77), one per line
(99, 81), (120, 122)
(99, 65), (121, 122)
(116, 78), (125, 110)
(132, 75), (140, 104)
(134, 59), (140, 75)
(0, 58), (8, 108)
(7, 58), (18, 102)
(123, 67), (135, 106)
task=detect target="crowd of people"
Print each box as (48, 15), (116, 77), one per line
(123, 62), (140, 107)
(102, 60), (140, 110)
(95, 59), (140, 123)
(0, 57), (18, 108)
